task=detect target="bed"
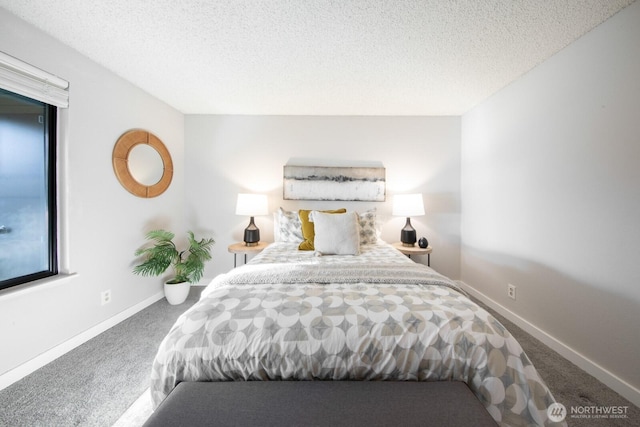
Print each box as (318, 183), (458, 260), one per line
(149, 209), (562, 426)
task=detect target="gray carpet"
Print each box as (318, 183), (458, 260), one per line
(0, 287), (203, 427)
(0, 287), (637, 426)
(473, 300), (640, 426)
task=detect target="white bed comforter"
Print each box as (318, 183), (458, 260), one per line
(150, 242), (563, 426)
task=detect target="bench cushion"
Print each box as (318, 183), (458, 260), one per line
(144, 381), (497, 427)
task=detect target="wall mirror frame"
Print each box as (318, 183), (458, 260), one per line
(112, 129), (173, 198)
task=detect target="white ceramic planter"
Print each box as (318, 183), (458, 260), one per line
(164, 281), (190, 305)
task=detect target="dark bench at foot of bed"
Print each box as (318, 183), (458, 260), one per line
(144, 381), (497, 427)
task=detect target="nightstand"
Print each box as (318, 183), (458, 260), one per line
(228, 241), (270, 267)
(392, 242), (432, 266)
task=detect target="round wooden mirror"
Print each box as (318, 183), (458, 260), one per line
(112, 129), (173, 198)
(128, 144), (164, 185)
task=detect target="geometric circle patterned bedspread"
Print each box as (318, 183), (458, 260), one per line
(151, 280), (563, 426)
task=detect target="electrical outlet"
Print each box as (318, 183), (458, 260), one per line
(507, 284), (516, 300)
(101, 290), (112, 305)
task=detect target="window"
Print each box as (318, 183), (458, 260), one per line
(0, 89), (57, 290)
(0, 51), (68, 291)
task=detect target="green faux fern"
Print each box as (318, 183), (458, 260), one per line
(133, 230), (215, 284)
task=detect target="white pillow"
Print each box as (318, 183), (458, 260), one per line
(310, 211), (360, 255)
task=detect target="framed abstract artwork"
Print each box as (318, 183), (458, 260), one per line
(283, 165), (386, 201)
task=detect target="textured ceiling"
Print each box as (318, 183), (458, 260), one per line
(0, 0), (634, 115)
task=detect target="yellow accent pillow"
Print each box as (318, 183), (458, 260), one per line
(298, 208), (346, 250)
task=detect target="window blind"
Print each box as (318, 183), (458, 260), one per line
(0, 51), (69, 108)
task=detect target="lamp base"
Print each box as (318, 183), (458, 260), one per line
(243, 217), (260, 246)
(400, 217), (417, 246)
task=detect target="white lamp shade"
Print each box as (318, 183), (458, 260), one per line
(235, 193), (268, 216)
(392, 194), (425, 217)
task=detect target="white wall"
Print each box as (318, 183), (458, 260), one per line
(461, 1), (640, 403)
(0, 9), (185, 379)
(185, 115), (461, 280)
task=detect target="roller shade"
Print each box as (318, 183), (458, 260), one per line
(0, 51), (69, 108)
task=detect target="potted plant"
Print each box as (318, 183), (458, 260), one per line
(133, 230), (215, 305)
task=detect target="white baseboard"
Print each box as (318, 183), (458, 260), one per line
(4, 282), (638, 408)
(456, 281), (640, 408)
(0, 291), (164, 391)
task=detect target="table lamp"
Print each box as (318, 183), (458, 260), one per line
(392, 193), (425, 247)
(236, 193), (268, 246)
